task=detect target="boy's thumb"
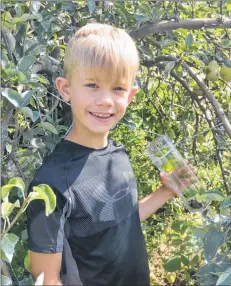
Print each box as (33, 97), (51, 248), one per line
(160, 171), (166, 177)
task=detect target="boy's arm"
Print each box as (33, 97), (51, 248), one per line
(138, 185), (174, 222)
(27, 178), (69, 286)
(138, 166), (195, 221)
(30, 252), (63, 285)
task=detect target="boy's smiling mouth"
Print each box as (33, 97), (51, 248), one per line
(89, 112), (114, 119)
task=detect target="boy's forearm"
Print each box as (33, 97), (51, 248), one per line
(32, 273), (62, 286)
(43, 277), (63, 286)
(138, 186), (174, 222)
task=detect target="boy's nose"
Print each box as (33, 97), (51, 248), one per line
(95, 93), (114, 107)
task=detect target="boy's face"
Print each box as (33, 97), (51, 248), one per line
(56, 69), (138, 138)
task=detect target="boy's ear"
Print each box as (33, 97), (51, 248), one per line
(56, 77), (71, 102)
(128, 87), (139, 104)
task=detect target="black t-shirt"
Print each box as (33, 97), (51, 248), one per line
(27, 139), (150, 286)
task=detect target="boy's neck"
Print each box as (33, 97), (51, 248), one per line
(65, 126), (109, 149)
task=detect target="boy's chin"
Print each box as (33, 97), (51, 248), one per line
(87, 126), (112, 135)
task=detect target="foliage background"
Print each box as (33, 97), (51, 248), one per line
(1, 0), (231, 285)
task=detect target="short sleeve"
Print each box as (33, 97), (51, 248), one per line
(27, 179), (69, 253)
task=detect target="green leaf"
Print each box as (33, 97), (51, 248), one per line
(29, 184), (56, 216)
(164, 61), (175, 77)
(21, 107), (39, 122)
(24, 251), (31, 272)
(216, 263), (231, 275)
(11, 14), (39, 24)
(197, 274), (218, 286)
(204, 231), (225, 262)
(171, 221), (181, 232)
(161, 40), (178, 49)
(21, 229), (28, 242)
(1, 11), (12, 29)
(198, 190), (225, 202)
(163, 255), (181, 272)
(1, 233), (19, 263)
(31, 1), (41, 13)
(2, 88), (21, 108)
(181, 254), (189, 266)
(134, 14), (149, 23)
(18, 55), (36, 72)
(1, 26), (16, 56)
(138, 3), (152, 14)
(30, 138), (46, 148)
(20, 90), (34, 107)
(0, 49), (9, 62)
(15, 23), (27, 43)
(40, 19), (50, 31)
(216, 267), (231, 285)
(88, 0), (95, 15)
(227, 0), (231, 11)
(1, 178), (25, 201)
(31, 74), (50, 84)
(191, 254), (200, 265)
(194, 263), (217, 277)
(116, 10), (128, 21)
(15, 71), (28, 83)
(185, 33), (193, 48)
(37, 75), (50, 84)
(25, 43), (46, 56)
(9, 177), (25, 192)
(37, 122), (58, 134)
(220, 195), (231, 208)
(1, 275), (12, 286)
(1, 184), (17, 201)
(180, 223), (188, 234)
(192, 227), (208, 239)
(19, 276), (34, 286)
(2, 201), (20, 219)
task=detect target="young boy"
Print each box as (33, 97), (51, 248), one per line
(27, 23), (176, 286)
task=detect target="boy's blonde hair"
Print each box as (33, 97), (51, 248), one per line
(64, 23), (139, 87)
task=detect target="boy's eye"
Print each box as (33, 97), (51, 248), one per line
(114, 87), (124, 91)
(86, 84), (97, 88)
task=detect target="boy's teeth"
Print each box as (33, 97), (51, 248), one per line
(92, 113), (111, 118)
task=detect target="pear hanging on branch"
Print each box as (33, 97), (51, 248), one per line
(220, 64), (231, 82)
(205, 60), (220, 82)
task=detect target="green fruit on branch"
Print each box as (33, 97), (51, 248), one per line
(207, 60), (219, 72)
(206, 70), (220, 82)
(206, 60), (220, 82)
(220, 64), (231, 82)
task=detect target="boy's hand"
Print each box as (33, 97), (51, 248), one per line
(159, 161), (197, 197)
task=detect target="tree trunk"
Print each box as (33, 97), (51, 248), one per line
(129, 18), (231, 39)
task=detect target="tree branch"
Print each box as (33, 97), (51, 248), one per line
(181, 61), (231, 140)
(1, 103), (15, 161)
(167, 69), (230, 195)
(192, 113), (199, 159)
(142, 56), (231, 140)
(129, 18), (231, 39)
(42, 96), (59, 122)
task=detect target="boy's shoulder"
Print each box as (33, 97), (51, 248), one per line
(31, 139), (127, 188)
